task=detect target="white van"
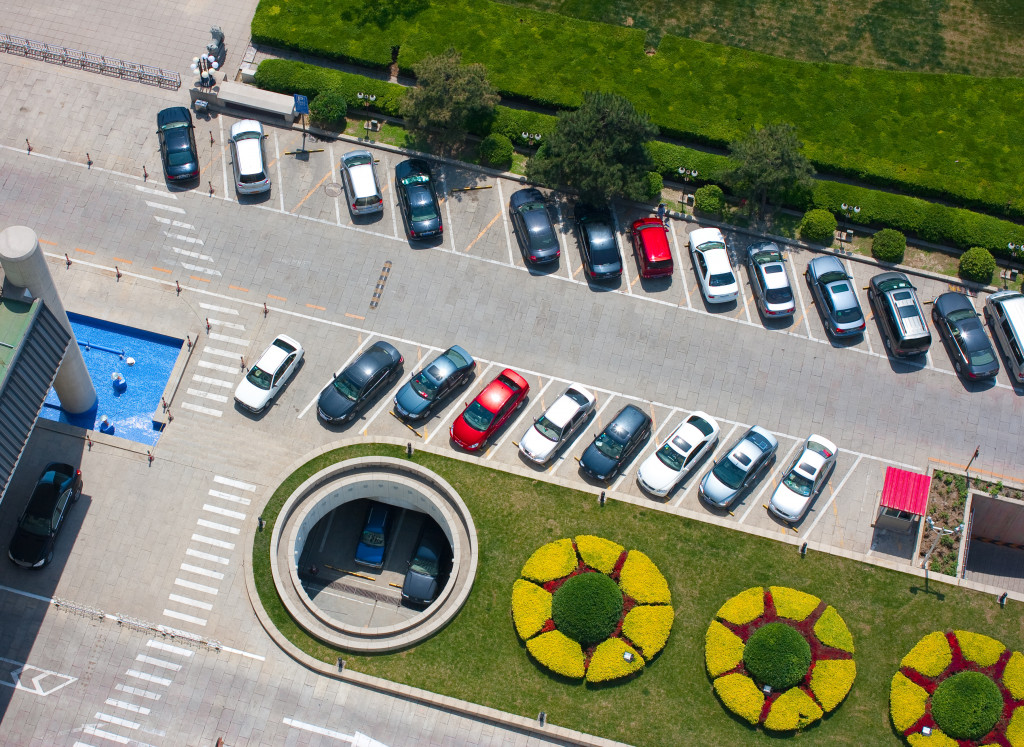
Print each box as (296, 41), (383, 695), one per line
(229, 120), (271, 195)
(984, 290), (1024, 384)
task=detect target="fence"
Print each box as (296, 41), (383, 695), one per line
(0, 33), (180, 89)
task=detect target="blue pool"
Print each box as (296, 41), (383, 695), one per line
(40, 313), (184, 445)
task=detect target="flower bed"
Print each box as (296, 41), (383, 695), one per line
(704, 586), (856, 731)
(511, 537), (673, 684)
(890, 630), (1024, 746)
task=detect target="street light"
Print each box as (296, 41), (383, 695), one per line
(676, 167), (698, 182)
(190, 53), (219, 89)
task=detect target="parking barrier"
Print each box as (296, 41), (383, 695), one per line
(175, 280), (182, 295)
(86, 152), (92, 169)
(115, 266), (121, 281)
(64, 253), (71, 268)
(449, 184), (492, 194)
(25, 138), (31, 153)
(142, 165), (148, 181)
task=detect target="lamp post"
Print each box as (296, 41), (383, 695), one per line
(676, 167), (699, 182)
(921, 516), (965, 590)
(356, 93), (378, 139)
(190, 54), (219, 89)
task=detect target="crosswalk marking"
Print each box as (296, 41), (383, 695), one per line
(181, 402), (223, 417)
(191, 533), (235, 550)
(198, 302), (239, 315)
(168, 593), (214, 611)
(125, 670), (172, 687)
(135, 655), (182, 672)
(162, 609), (207, 626)
(208, 332), (250, 346)
(96, 712), (140, 730)
(196, 518), (240, 535)
(204, 347), (248, 360)
(179, 563), (225, 580)
(115, 684), (161, 700)
(172, 246), (214, 261)
(186, 548), (230, 565)
(213, 476), (257, 491)
(198, 360), (238, 374)
(208, 489), (250, 505)
(186, 388), (229, 403)
(206, 318), (246, 330)
(180, 262), (221, 276)
(81, 725), (130, 744)
(192, 374), (233, 388)
(203, 504), (245, 520)
(105, 699), (151, 715)
(145, 201), (185, 214)
(154, 215), (192, 229)
(174, 577), (219, 595)
(138, 186), (177, 199)
(164, 232), (204, 245)
(146, 640), (194, 658)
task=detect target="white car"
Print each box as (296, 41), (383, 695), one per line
(229, 120), (271, 195)
(768, 434), (838, 523)
(637, 411), (720, 497)
(689, 227), (739, 303)
(518, 385), (596, 464)
(234, 334), (303, 413)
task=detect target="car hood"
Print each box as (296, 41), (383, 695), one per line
(700, 471), (737, 506)
(520, 425), (557, 462)
(355, 542), (385, 567)
(451, 416), (485, 448)
(318, 385), (356, 420)
(9, 530), (48, 566)
(234, 379), (270, 410)
(770, 484), (808, 519)
(637, 453), (680, 493)
(394, 383), (430, 417)
(402, 570), (438, 603)
(581, 444), (617, 478)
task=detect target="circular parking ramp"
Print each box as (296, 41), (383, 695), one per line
(270, 456), (478, 652)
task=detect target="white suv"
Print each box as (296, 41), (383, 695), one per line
(229, 120), (271, 195)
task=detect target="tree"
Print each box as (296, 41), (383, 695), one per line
(400, 48), (498, 154)
(527, 91), (658, 205)
(726, 123), (815, 219)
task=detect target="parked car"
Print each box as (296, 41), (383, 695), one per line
(984, 290), (1024, 384)
(156, 107), (199, 182)
(518, 384), (596, 464)
(867, 271), (931, 357)
(339, 149), (384, 215)
(228, 120), (271, 195)
(450, 369), (530, 451)
(631, 217), (673, 278)
(573, 204), (622, 280)
(932, 291), (1000, 380)
(402, 523), (448, 606)
(699, 426), (779, 509)
(317, 341), (403, 425)
(805, 255), (865, 337)
(396, 158), (443, 239)
(746, 241), (795, 317)
(8, 463), (83, 569)
(354, 503), (392, 569)
(579, 404), (652, 483)
(510, 188), (559, 264)
(393, 346), (475, 421)
(689, 227), (739, 303)
(637, 411), (720, 497)
(234, 334), (303, 412)
(768, 435), (838, 523)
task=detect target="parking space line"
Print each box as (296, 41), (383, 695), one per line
(613, 405), (677, 492)
(462, 212), (501, 254)
(611, 208), (632, 296)
(386, 156), (399, 238)
(496, 178), (515, 265)
(425, 362), (496, 445)
(274, 132), (284, 213)
(361, 382), (402, 434)
(290, 169), (333, 214)
(844, 259), (873, 354)
(298, 335), (375, 419)
(788, 253), (815, 340)
(555, 203), (574, 281)
(329, 144), (341, 226)
(440, 172), (455, 252)
(801, 454), (863, 538)
(739, 276), (752, 323)
(671, 422), (738, 508)
(668, 220), (692, 309)
(219, 116), (230, 200)
(486, 377), (553, 460)
(738, 440), (800, 523)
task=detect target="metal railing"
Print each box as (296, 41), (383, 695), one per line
(0, 33), (180, 89)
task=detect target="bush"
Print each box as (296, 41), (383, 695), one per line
(551, 572), (622, 645)
(959, 246), (997, 284)
(479, 133), (513, 167)
(930, 671), (1003, 740)
(743, 622), (812, 691)
(642, 171), (663, 201)
(871, 229), (906, 264)
(799, 209), (838, 244)
(694, 184), (724, 215)
(308, 89), (347, 126)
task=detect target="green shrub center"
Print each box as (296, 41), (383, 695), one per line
(551, 572), (623, 646)
(742, 622), (812, 691)
(931, 671), (1003, 740)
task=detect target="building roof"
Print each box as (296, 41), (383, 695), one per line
(880, 466), (931, 516)
(0, 296), (36, 388)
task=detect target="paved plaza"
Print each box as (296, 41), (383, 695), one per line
(0, 4), (1022, 746)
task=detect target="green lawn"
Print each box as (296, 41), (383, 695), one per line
(253, 444), (1024, 746)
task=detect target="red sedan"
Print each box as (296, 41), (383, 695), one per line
(631, 217), (673, 278)
(450, 369), (530, 451)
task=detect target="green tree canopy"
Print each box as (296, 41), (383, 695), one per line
(527, 91), (658, 205)
(726, 123), (815, 218)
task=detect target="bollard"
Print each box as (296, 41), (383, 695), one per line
(210, 130), (214, 146)
(26, 139), (32, 154)
(115, 266), (122, 281)
(800, 542), (808, 557)
(538, 712), (546, 727)
(407, 442), (414, 457)
(258, 516), (265, 532)
(162, 397), (168, 412)
(186, 335), (193, 351)
(208, 181), (214, 196)
(999, 592), (1008, 607)
(599, 490), (606, 507)
(176, 280), (182, 295)
(147, 450), (154, 464)
(86, 434), (92, 450)
(86, 152), (92, 169)
(143, 165), (148, 181)
(337, 657), (345, 673)
(64, 253), (72, 268)
(167, 410), (173, 422)
(205, 318), (211, 332)
(263, 302), (269, 316)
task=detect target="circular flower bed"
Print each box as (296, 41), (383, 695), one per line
(704, 586), (857, 732)
(890, 630), (1024, 746)
(511, 536), (673, 684)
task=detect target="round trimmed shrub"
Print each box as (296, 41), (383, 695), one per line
(308, 90), (348, 126)
(642, 171), (663, 201)
(694, 184), (724, 215)
(872, 229), (907, 264)
(930, 671), (1002, 740)
(479, 133), (513, 168)
(799, 209), (838, 244)
(959, 246), (996, 284)
(743, 622), (812, 691)
(551, 572), (623, 646)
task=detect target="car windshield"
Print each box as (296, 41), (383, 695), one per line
(410, 553), (439, 576)
(970, 349), (996, 366)
(462, 401), (495, 431)
(444, 349), (470, 368)
(783, 469), (814, 497)
(410, 371), (438, 400)
(402, 174), (430, 186)
(710, 272), (735, 287)
(333, 373), (360, 400)
(656, 443), (684, 472)
(712, 458), (748, 489)
(246, 366), (272, 390)
(807, 441), (833, 458)
(161, 121), (188, 131)
(360, 530), (384, 547)
(878, 277), (912, 293)
(688, 417), (714, 436)
(20, 512), (51, 536)
(168, 151), (194, 166)
(699, 241), (726, 252)
(819, 271), (847, 284)
(947, 308), (976, 323)
(234, 131), (261, 142)
(594, 432), (624, 459)
(533, 415), (561, 442)
(346, 153), (372, 167)
(753, 249), (783, 264)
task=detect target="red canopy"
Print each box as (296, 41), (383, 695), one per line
(880, 466), (930, 516)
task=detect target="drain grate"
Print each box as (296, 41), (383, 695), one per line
(370, 261), (392, 310)
(324, 182), (343, 198)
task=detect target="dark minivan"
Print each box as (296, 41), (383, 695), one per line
(868, 272), (932, 357)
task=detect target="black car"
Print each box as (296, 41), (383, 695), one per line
(396, 159), (443, 240)
(580, 404), (652, 482)
(157, 107), (200, 182)
(317, 341), (403, 424)
(393, 345), (475, 421)
(573, 204), (622, 280)
(509, 188), (559, 264)
(8, 463), (82, 569)
(932, 292), (1000, 380)
(402, 522), (449, 606)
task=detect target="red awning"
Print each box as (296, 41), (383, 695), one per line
(880, 466), (930, 516)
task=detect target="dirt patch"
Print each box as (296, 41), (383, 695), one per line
(902, 245), (960, 278)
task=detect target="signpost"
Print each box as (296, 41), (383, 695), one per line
(293, 95), (310, 154)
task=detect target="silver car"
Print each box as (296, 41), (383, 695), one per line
(698, 426), (778, 509)
(806, 256), (865, 337)
(229, 120), (271, 195)
(340, 150), (383, 215)
(746, 242), (795, 317)
(768, 434), (838, 523)
(518, 385), (595, 464)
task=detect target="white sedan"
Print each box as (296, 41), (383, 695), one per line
(689, 227), (739, 303)
(637, 411), (720, 497)
(768, 434), (838, 522)
(234, 334), (304, 413)
(518, 384), (596, 464)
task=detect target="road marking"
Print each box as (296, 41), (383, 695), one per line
(668, 220), (692, 309)
(196, 519), (240, 535)
(299, 335), (375, 419)
(134, 655), (182, 672)
(202, 504), (245, 520)
(198, 302), (238, 315)
(197, 360), (237, 375)
(283, 717), (388, 745)
(180, 263), (221, 276)
(125, 670), (171, 687)
(802, 455), (863, 539)
(179, 563), (225, 580)
(440, 172), (455, 251)
(172, 246), (214, 261)
(164, 232), (204, 245)
(554, 202), (574, 280)
(610, 208), (632, 296)
(329, 143), (341, 226)
(487, 377), (553, 460)
(424, 362), (495, 445)
(214, 475), (257, 491)
(180, 402), (222, 417)
(161, 609), (207, 626)
(669, 420), (734, 508)
(145, 201), (185, 214)
(496, 178), (515, 265)
(274, 131), (285, 212)
(462, 211), (501, 254)
(789, 256), (815, 340)
(361, 387), (400, 435)
(203, 347), (246, 360)
(192, 374), (232, 389)
(136, 185), (176, 198)
(186, 388), (228, 403)
(115, 684), (161, 701)
(291, 168), (333, 214)
(167, 594), (214, 612)
(105, 699), (151, 715)
(175, 578), (219, 595)
(146, 640), (194, 659)
(186, 548), (230, 565)
(208, 489), (251, 506)
(154, 216), (194, 230)
(96, 712), (140, 730)
(738, 440), (801, 523)
(81, 725), (130, 743)
(208, 332), (249, 346)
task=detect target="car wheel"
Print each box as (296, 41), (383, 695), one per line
(932, 308), (940, 323)
(883, 335), (891, 351)
(984, 309), (993, 327)
(954, 360), (962, 373)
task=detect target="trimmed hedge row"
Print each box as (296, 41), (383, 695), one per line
(251, 0), (1024, 218)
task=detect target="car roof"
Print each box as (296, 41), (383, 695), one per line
(544, 391), (586, 427)
(608, 404), (648, 434)
(809, 255), (845, 276)
(230, 119), (263, 137)
(702, 246), (733, 273)
(760, 261), (790, 290)
(347, 343), (396, 384)
(396, 158), (431, 179)
(730, 434), (768, 469)
(233, 136), (264, 175)
(667, 422), (706, 454)
(157, 107), (191, 128)
(26, 480), (61, 518)
(510, 187), (544, 209)
(344, 153), (378, 194)
(990, 291), (1024, 329)
(477, 377), (515, 412)
(257, 336), (298, 373)
(794, 449), (827, 476)
(522, 204), (553, 233)
(634, 220), (671, 261)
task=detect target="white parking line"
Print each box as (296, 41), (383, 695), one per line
(486, 377), (553, 460)
(145, 201), (185, 214)
(179, 563), (224, 580)
(496, 178), (515, 266)
(115, 684), (162, 700)
(330, 143), (341, 226)
(219, 115), (230, 200)
(125, 670), (171, 687)
(274, 131), (284, 213)
(214, 475), (257, 491)
(146, 640), (194, 658)
(844, 259), (873, 355)
(162, 609), (207, 626)
(299, 335), (375, 419)
(424, 362), (495, 445)
(186, 388), (228, 403)
(192, 374), (232, 389)
(549, 397), (616, 477)
(208, 489), (250, 506)
(611, 208), (632, 296)
(180, 402), (222, 417)
(186, 548), (230, 565)
(199, 302), (239, 315)
(554, 203), (574, 281)
(788, 253), (815, 340)
(202, 504), (245, 520)
(440, 172), (455, 252)
(105, 699), (151, 716)
(196, 519), (240, 535)
(671, 422), (738, 508)
(167, 593), (214, 612)
(668, 221), (692, 310)
(173, 246), (214, 261)
(801, 454), (863, 539)
(135, 655), (182, 672)
(360, 387), (400, 435)
(175, 578), (219, 596)
(738, 440), (801, 523)
(611, 404), (669, 491)
(137, 185), (177, 199)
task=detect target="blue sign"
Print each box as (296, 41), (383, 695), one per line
(293, 94), (309, 115)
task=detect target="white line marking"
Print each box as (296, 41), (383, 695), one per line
(172, 246), (214, 261)
(186, 548), (229, 565)
(145, 201), (185, 214)
(360, 387), (400, 435)
(424, 362), (495, 445)
(219, 646), (265, 661)
(802, 454), (864, 538)
(197, 360), (237, 374)
(180, 402), (222, 417)
(96, 712), (139, 730)
(196, 519), (240, 535)
(671, 423), (737, 507)
(179, 563), (225, 580)
(299, 336), (374, 418)
(192, 374), (233, 389)
(738, 440), (801, 523)
(134, 655), (182, 672)
(330, 143), (341, 226)
(146, 640), (194, 658)
(205, 318), (245, 330)
(496, 178), (515, 265)
(175, 578), (219, 595)
(213, 475), (257, 491)
(125, 670), (171, 687)
(105, 699), (151, 715)
(154, 216), (195, 229)
(208, 489), (251, 505)
(167, 593), (214, 611)
(198, 302), (238, 315)
(668, 221), (692, 309)
(164, 232), (204, 245)
(487, 377), (553, 460)
(162, 609), (207, 626)
(203, 346), (246, 360)
(441, 172), (455, 251)
(191, 533), (235, 550)
(275, 131), (284, 213)
(789, 255), (815, 340)
(611, 208), (632, 296)
(282, 717), (352, 741)
(81, 725), (130, 744)
(555, 203), (573, 280)
(115, 684), (161, 701)
(202, 504), (245, 520)
(186, 388), (229, 403)
(208, 332), (249, 346)
(180, 262), (221, 276)
(219, 114), (230, 200)
(136, 185), (176, 198)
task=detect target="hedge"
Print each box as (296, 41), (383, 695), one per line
(743, 622), (812, 691)
(551, 572), (623, 645)
(251, 0), (1024, 218)
(800, 209), (838, 244)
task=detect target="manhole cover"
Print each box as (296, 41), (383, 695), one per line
(324, 182), (343, 197)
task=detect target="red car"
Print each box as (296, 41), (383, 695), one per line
(631, 217), (673, 278)
(450, 369), (530, 451)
